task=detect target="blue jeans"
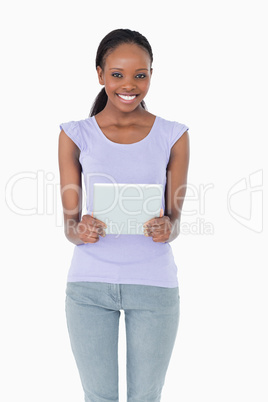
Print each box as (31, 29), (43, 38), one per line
(65, 281), (180, 402)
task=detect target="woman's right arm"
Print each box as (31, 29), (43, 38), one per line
(58, 129), (84, 245)
(58, 130), (107, 245)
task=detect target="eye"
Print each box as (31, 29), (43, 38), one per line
(111, 72), (147, 79)
(111, 72), (123, 78)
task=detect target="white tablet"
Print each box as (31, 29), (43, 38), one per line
(93, 183), (163, 235)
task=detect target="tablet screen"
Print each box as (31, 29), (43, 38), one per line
(93, 183), (163, 235)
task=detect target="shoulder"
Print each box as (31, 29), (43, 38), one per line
(59, 116), (93, 131)
(154, 116), (189, 162)
(157, 115), (189, 140)
(59, 120), (79, 143)
(157, 115), (188, 128)
(59, 117), (91, 151)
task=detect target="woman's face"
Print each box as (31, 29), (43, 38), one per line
(97, 43), (153, 113)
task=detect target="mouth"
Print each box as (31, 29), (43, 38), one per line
(116, 93), (139, 102)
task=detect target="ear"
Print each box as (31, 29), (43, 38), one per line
(96, 66), (105, 85)
(150, 67), (153, 76)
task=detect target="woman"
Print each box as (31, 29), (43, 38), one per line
(58, 28), (190, 402)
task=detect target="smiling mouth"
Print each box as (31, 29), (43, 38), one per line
(116, 94), (138, 101)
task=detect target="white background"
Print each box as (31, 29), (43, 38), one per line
(1, 0), (267, 401)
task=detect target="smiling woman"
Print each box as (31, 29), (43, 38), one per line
(89, 29), (153, 117)
(96, 42), (153, 111)
(58, 28), (190, 402)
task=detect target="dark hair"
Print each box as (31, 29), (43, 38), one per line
(89, 29), (153, 117)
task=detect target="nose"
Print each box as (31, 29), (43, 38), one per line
(121, 77), (137, 91)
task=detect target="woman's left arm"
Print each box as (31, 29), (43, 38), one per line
(165, 129), (190, 242)
(143, 129), (190, 243)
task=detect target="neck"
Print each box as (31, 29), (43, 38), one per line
(98, 101), (148, 125)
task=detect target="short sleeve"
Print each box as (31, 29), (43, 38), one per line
(170, 121), (189, 149)
(59, 121), (82, 151)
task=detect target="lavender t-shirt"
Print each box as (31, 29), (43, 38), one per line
(59, 115), (189, 288)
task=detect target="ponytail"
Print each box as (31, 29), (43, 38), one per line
(89, 87), (107, 117)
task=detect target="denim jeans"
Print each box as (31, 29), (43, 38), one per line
(65, 281), (180, 402)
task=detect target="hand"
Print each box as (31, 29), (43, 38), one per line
(143, 208), (172, 243)
(77, 212), (107, 244)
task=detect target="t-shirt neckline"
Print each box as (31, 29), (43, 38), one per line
(91, 115), (159, 147)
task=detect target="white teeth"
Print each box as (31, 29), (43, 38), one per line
(118, 94), (136, 100)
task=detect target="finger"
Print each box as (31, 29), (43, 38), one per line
(88, 213), (107, 230)
(87, 212), (107, 229)
(95, 228), (106, 237)
(151, 228), (162, 234)
(153, 219), (171, 230)
(145, 228), (166, 236)
(143, 219), (154, 227)
(153, 231), (169, 240)
(143, 225), (153, 235)
(143, 217), (159, 228)
(83, 237), (97, 244)
(84, 231), (100, 242)
(83, 238), (99, 243)
(145, 226), (163, 235)
(147, 223), (163, 231)
(78, 219), (105, 240)
(152, 236), (165, 242)
(144, 213), (164, 228)
(93, 217), (107, 229)
(89, 226), (106, 237)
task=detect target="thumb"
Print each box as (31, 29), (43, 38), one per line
(160, 208), (164, 217)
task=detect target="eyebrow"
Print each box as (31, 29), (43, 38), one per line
(109, 68), (149, 71)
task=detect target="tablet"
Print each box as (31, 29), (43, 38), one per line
(93, 183), (163, 235)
